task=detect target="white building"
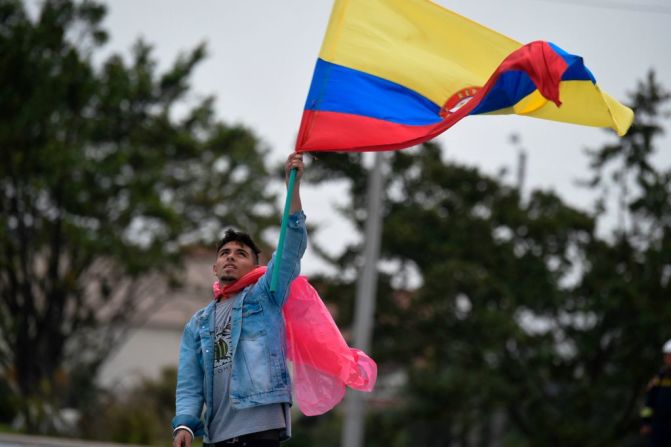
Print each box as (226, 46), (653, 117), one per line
(98, 249), (216, 388)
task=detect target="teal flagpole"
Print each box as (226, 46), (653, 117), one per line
(270, 167), (297, 292)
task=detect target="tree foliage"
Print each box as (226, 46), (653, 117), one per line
(0, 0), (276, 430)
(301, 72), (670, 446)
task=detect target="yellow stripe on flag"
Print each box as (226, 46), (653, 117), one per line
(315, 0), (633, 136)
(320, 0), (521, 105)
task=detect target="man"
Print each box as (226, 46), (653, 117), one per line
(641, 339), (671, 447)
(173, 153), (306, 447)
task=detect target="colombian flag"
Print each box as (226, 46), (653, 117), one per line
(296, 0), (634, 153)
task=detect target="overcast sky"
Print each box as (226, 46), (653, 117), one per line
(100, 0), (671, 275)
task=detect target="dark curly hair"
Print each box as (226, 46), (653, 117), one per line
(215, 229), (261, 264)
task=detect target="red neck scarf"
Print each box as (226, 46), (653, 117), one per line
(212, 266), (266, 299)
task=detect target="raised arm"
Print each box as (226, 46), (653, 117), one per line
(286, 152), (303, 213)
(260, 153), (307, 305)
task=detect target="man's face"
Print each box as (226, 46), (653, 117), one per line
(213, 241), (257, 284)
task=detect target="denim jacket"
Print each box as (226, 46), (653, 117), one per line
(171, 211), (307, 438)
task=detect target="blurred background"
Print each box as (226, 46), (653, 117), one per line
(1, 0), (670, 446)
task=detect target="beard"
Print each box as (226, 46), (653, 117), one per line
(218, 274), (237, 284)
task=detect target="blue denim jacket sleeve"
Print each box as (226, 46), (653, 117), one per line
(172, 321), (205, 436)
(257, 211), (308, 307)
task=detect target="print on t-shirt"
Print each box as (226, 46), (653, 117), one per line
(214, 320), (232, 374)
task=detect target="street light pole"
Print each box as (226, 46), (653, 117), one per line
(341, 152), (385, 447)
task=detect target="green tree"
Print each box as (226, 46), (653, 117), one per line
(0, 0), (276, 431)
(301, 72), (670, 446)
(489, 71), (671, 446)
(79, 367), (179, 445)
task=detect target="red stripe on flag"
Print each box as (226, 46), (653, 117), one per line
(296, 110), (442, 152)
(495, 41), (567, 107)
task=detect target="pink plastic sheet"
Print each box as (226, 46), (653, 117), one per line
(213, 269), (377, 416)
(283, 276), (377, 416)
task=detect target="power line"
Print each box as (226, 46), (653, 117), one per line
(533, 0), (671, 15)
